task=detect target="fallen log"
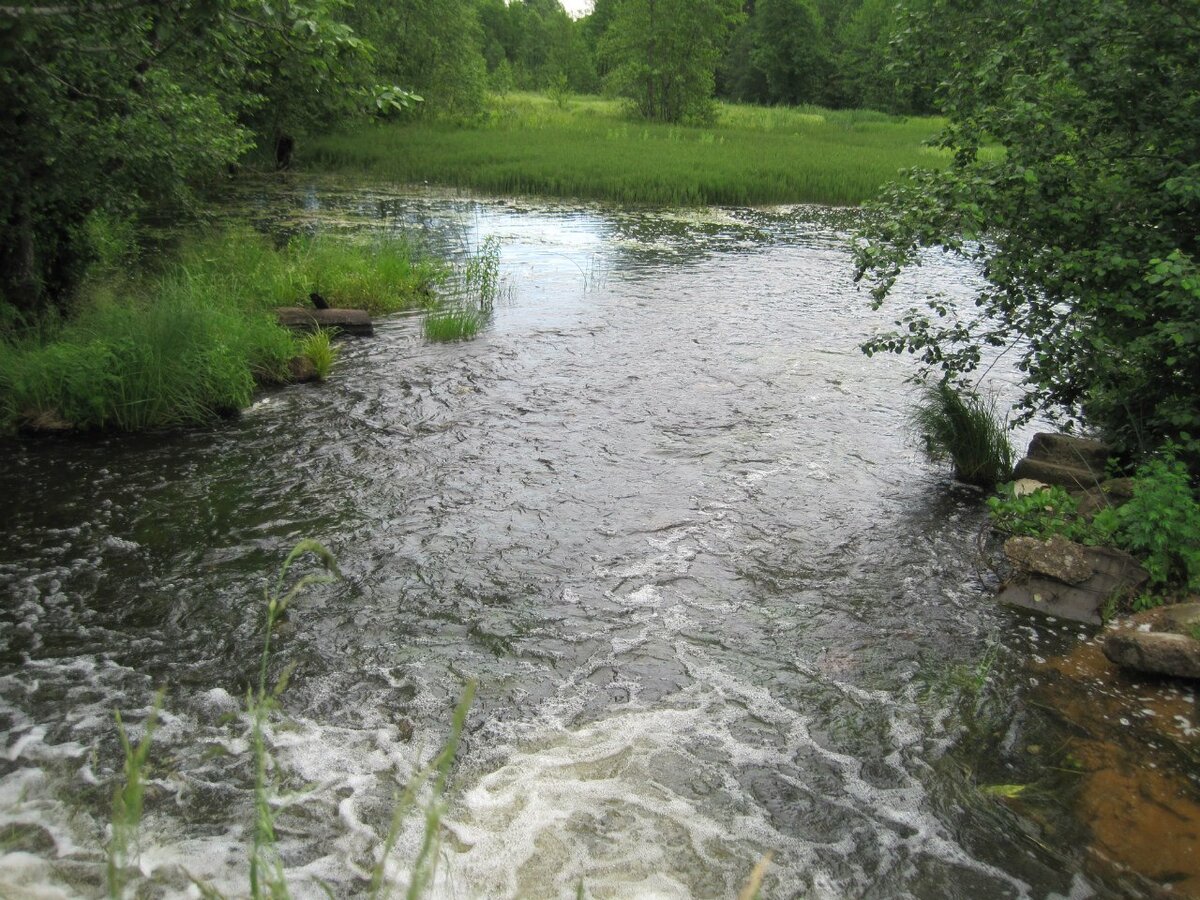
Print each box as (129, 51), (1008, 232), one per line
(276, 307), (373, 337)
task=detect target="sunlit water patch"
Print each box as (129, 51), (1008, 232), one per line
(2, 182), (1196, 898)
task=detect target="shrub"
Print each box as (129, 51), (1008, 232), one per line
(986, 484), (1100, 543)
(912, 382), (1014, 490)
(1092, 453), (1200, 591)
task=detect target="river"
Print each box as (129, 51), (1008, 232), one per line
(1, 183), (1197, 898)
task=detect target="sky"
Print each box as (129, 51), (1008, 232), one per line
(560, 0), (592, 17)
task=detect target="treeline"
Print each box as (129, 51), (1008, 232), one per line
(474, 0), (930, 116)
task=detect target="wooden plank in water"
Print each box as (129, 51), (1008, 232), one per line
(276, 307), (374, 337)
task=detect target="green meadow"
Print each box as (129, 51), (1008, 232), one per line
(309, 93), (949, 207)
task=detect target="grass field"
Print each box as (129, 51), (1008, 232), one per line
(309, 92), (949, 206)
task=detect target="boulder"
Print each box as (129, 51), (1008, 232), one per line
(288, 356), (320, 383)
(19, 409), (73, 433)
(1026, 432), (1113, 473)
(1011, 478), (1050, 497)
(1012, 432), (1115, 490)
(1104, 630), (1200, 680)
(1012, 457), (1101, 490)
(1004, 534), (1093, 584)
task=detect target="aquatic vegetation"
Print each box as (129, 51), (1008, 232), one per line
(308, 92), (945, 206)
(911, 381), (1014, 490)
(297, 327), (340, 380)
(423, 236), (501, 343)
(107, 693), (162, 898)
(424, 306), (486, 341)
(177, 228), (448, 316)
(0, 288), (294, 431)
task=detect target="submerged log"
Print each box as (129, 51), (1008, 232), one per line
(276, 307), (373, 337)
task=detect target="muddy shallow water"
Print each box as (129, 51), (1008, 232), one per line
(1, 182), (1197, 898)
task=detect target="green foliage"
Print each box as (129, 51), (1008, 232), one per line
(478, 0), (596, 94)
(911, 381), (1014, 490)
(739, 0), (830, 107)
(986, 484), (1100, 544)
(854, 0), (1200, 466)
(298, 329), (340, 380)
(601, 0), (744, 123)
(311, 92), (944, 206)
(1092, 454), (1200, 592)
(348, 0), (487, 120)
(0, 0), (385, 314)
(0, 229), (444, 432)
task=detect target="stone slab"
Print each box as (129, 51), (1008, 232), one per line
(997, 546), (1148, 625)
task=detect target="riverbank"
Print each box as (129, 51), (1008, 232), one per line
(0, 227), (446, 433)
(307, 92), (949, 206)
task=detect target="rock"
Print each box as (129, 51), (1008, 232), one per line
(1011, 478), (1050, 497)
(1005, 535), (1094, 584)
(997, 546), (1148, 625)
(1012, 457), (1101, 490)
(1026, 432), (1113, 473)
(288, 355), (320, 383)
(1076, 477), (1136, 518)
(1012, 433), (1115, 490)
(1104, 631), (1200, 680)
(276, 306), (373, 337)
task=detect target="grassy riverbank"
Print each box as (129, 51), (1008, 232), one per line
(0, 229), (445, 432)
(309, 92), (948, 206)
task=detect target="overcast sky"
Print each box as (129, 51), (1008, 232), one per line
(560, 0), (592, 17)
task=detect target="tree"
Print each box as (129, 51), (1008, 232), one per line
(854, 0), (1200, 466)
(746, 0), (828, 106)
(350, 0), (487, 118)
(600, 0), (743, 122)
(0, 0), (382, 315)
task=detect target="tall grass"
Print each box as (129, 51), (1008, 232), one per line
(913, 382), (1015, 490)
(297, 328), (340, 380)
(0, 229), (446, 432)
(310, 92), (947, 206)
(178, 229), (447, 316)
(423, 237), (501, 343)
(107, 692), (163, 899)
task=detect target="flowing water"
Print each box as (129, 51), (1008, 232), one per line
(1, 182), (1197, 899)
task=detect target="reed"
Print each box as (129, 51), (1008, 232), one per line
(912, 381), (1015, 490)
(309, 92), (946, 207)
(423, 237), (501, 343)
